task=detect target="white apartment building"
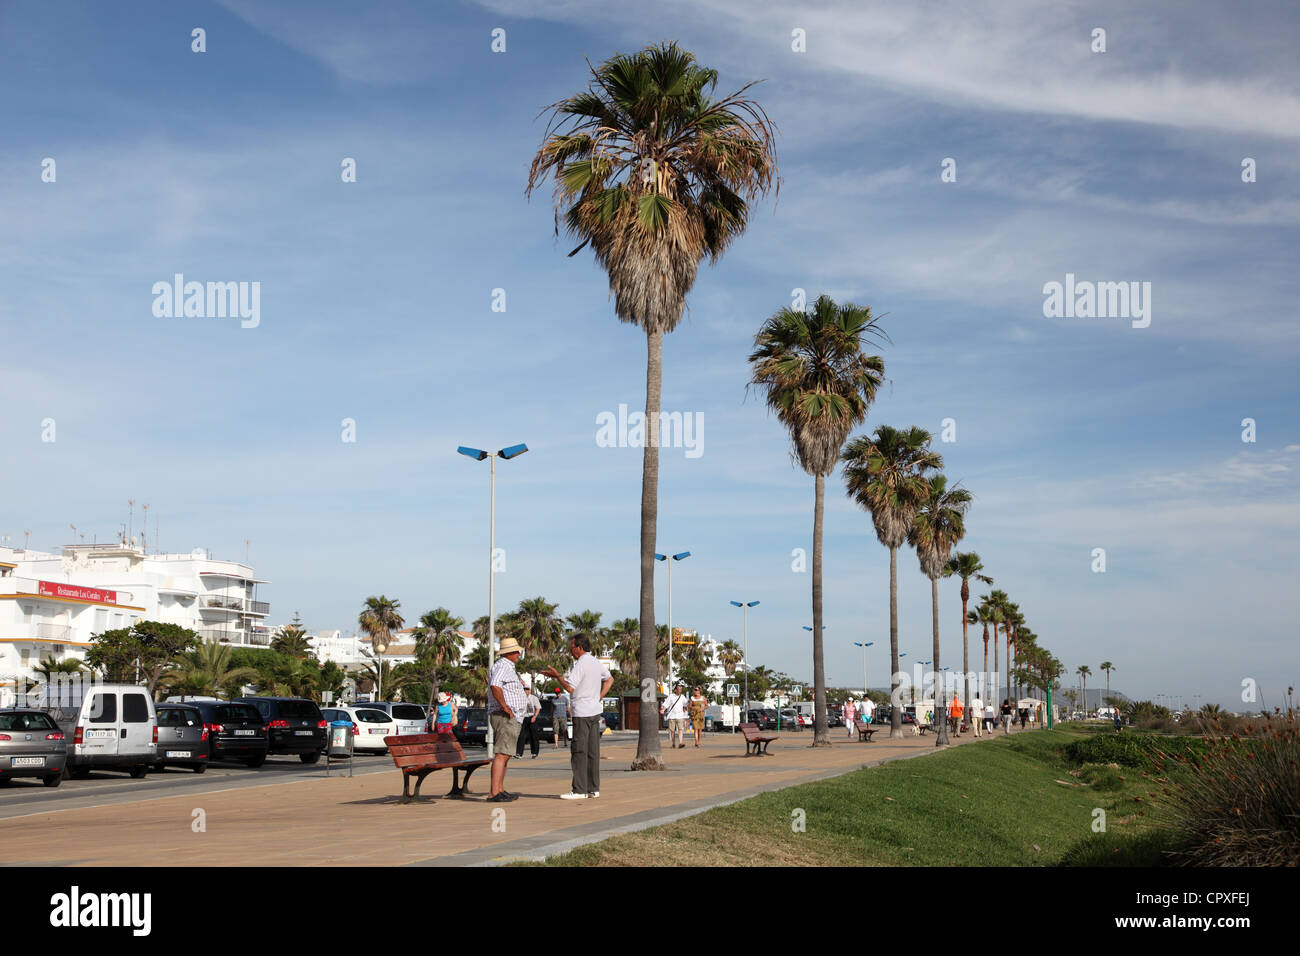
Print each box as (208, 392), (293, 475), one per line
(0, 542), (271, 695)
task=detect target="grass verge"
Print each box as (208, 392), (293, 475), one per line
(516, 729), (1174, 866)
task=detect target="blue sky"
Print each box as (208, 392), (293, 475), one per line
(2, 0), (1297, 709)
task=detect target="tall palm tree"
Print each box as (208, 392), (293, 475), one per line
(413, 607), (466, 710)
(981, 592), (1006, 704)
(529, 42), (778, 771)
(751, 296), (887, 746)
(943, 552), (991, 723)
(975, 600), (994, 702)
(161, 642), (260, 700)
(358, 596), (403, 700)
(842, 425), (941, 739)
(1002, 600), (1021, 707)
(912, 475), (972, 746)
(1099, 661), (1115, 707)
(1077, 664), (1092, 714)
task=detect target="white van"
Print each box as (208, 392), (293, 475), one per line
(40, 683), (157, 779)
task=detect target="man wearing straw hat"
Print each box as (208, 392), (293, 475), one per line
(487, 636), (527, 803)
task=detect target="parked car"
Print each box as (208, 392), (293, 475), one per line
(778, 708), (803, 730)
(359, 701), (427, 736)
(602, 710), (621, 731)
(152, 703), (208, 773)
(190, 700), (269, 767)
(744, 708), (778, 730)
(452, 707), (489, 747)
(0, 708), (67, 787)
(41, 683), (156, 779)
(322, 705), (398, 753)
(232, 696), (327, 763)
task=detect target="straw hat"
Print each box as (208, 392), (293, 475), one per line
(437, 692), (450, 704)
(497, 637), (524, 656)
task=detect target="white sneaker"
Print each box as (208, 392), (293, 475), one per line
(559, 791), (588, 800)
(588, 791), (599, 798)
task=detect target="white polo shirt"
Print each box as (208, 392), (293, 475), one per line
(566, 652), (611, 718)
(663, 692), (688, 720)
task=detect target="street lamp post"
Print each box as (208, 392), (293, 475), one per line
(730, 601), (759, 715)
(458, 442), (529, 758)
(655, 551), (691, 690)
(918, 661), (931, 711)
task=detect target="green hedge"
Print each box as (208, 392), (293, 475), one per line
(1062, 733), (1209, 770)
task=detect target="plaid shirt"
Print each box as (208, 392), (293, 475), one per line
(488, 656), (526, 722)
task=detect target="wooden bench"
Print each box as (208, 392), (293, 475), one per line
(740, 722), (778, 756)
(384, 733), (490, 803)
(854, 720), (876, 741)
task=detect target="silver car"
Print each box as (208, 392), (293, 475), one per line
(0, 709), (67, 788)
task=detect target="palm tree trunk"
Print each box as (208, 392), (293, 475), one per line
(982, 626), (989, 706)
(1005, 625), (1012, 710)
(632, 329), (664, 771)
(811, 474), (830, 746)
(961, 594), (970, 721)
(889, 546), (902, 739)
(933, 577), (948, 746)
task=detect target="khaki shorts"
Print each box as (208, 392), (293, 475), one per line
(490, 713), (521, 754)
(668, 718), (687, 735)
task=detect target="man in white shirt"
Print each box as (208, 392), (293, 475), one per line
(661, 682), (689, 749)
(970, 696), (984, 737)
(860, 696), (876, 725)
(544, 632), (613, 800)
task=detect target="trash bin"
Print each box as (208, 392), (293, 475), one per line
(326, 720), (354, 777)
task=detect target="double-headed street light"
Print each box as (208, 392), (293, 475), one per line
(655, 551), (691, 690)
(458, 442), (528, 757)
(853, 641), (874, 698)
(730, 600), (759, 714)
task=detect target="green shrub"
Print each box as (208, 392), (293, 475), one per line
(1079, 762), (1126, 791)
(1156, 716), (1300, 866)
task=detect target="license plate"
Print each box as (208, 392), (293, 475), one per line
(11, 757), (44, 767)
(166, 751), (191, 758)
(87, 729), (115, 739)
(294, 730), (312, 736)
(369, 728), (386, 734)
(235, 730), (255, 736)
(401, 726), (422, 735)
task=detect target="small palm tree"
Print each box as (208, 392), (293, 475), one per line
(717, 639), (744, 676)
(1077, 664), (1092, 714)
(513, 596), (564, 687)
(161, 641), (260, 699)
(842, 425), (941, 738)
(358, 596), (404, 700)
(31, 654), (85, 682)
(943, 552), (992, 721)
(529, 42), (778, 771)
(271, 624), (314, 659)
(912, 475), (972, 746)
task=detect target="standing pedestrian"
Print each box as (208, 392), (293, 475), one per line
(688, 686), (707, 748)
(543, 632), (612, 800)
(515, 679), (542, 758)
(434, 692), (456, 735)
(1018, 703), (1030, 732)
(842, 697), (858, 738)
(661, 682), (689, 749)
(551, 689), (569, 749)
(487, 637), (527, 802)
(970, 695), (983, 737)
(1000, 698), (1012, 734)
(861, 696), (876, 725)
(949, 696), (964, 736)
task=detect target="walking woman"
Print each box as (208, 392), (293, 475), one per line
(688, 686), (708, 748)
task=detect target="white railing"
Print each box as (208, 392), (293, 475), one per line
(33, 623), (73, 641)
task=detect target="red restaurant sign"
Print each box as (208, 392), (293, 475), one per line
(37, 581), (117, 604)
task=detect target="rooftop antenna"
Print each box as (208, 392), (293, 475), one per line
(69, 524), (76, 545)
(244, 539), (251, 565)
(127, 499), (135, 546)
(23, 530), (31, 551)
(155, 513), (160, 555)
(141, 504), (149, 553)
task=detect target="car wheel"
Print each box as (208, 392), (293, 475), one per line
(192, 763), (207, 774)
(299, 751), (321, 764)
(43, 773), (62, 788)
(129, 765), (148, 779)
(69, 766), (91, 779)
(243, 755), (266, 768)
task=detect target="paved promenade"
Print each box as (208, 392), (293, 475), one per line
(0, 726), (999, 866)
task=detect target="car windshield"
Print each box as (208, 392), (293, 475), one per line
(276, 701), (322, 720)
(0, 712), (59, 731)
(391, 705), (425, 720)
(463, 708), (486, 722)
(354, 710), (390, 723)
